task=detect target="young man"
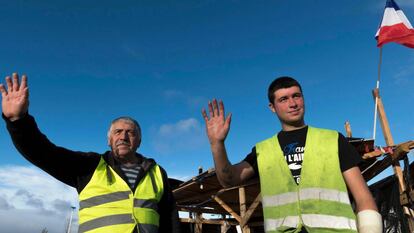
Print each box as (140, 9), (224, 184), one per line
(202, 77), (382, 233)
(1, 73), (180, 233)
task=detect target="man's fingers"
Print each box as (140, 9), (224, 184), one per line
(208, 101), (214, 117)
(212, 99), (219, 116)
(201, 108), (209, 122)
(12, 73), (19, 91)
(23, 87), (29, 99)
(5, 76), (13, 92)
(20, 74), (28, 89)
(0, 84), (6, 97)
(219, 100), (225, 118)
(225, 113), (232, 126)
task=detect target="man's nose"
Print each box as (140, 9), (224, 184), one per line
(120, 131), (129, 139)
(288, 98), (297, 107)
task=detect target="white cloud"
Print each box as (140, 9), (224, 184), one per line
(0, 165), (78, 233)
(158, 118), (200, 136)
(163, 89), (207, 108)
(152, 118), (206, 155)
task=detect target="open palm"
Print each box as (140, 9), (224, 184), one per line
(0, 73), (29, 121)
(202, 99), (232, 144)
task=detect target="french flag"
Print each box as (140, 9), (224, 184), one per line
(375, 0), (414, 48)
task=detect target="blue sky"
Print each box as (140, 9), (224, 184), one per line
(0, 1), (413, 232)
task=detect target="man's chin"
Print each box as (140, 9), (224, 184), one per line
(113, 149), (134, 158)
(284, 118), (305, 127)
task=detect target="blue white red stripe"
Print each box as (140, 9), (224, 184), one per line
(375, 0), (414, 48)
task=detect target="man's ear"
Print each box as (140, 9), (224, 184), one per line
(268, 103), (276, 113)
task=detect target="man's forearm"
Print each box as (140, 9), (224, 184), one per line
(210, 141), (238, 187)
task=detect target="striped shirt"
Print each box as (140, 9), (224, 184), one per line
(120, 164), (141, 188)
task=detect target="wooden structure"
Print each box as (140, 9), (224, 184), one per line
(173, 168), (263, 233)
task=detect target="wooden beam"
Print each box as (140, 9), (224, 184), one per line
(372, 88), (414, 229)
(392, 141), (414, 161)
(212, 195), (242, 223)
(372, 88), (406, 192)
(361, 155), (393, 181)
(240, 194), (262, 227)
(239, 187), (247, 217)
(345, 121), (352, 138)
(195, 212), (203, 233)
(221, 221), (232, 233)
(372, 89), (394, 145)
(239, 187), (251, 233)
(400, 190), (414, 206)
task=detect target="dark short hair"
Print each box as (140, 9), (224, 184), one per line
(267, 76), (303, 103)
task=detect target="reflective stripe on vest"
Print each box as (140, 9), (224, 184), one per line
(262, 188), (350, 207)
(265, 214), (357, 231)
(256, 126), (357, 233)
(134, 198), (158, 211)
(79, 191), (130, 210)
(78, 157), (164, 233)
(79, 214), (134, 233)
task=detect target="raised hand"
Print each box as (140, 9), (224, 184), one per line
(0, 73), (29, 121)
(201, 99), (232, 145)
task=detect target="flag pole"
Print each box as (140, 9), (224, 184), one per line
(372, 46), (382, 140)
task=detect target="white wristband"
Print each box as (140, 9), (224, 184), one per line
(357, 209), (382, 233)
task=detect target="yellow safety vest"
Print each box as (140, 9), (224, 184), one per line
(256, 126), (357, 233)
(78, 157), (164, 233)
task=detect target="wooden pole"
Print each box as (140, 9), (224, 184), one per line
(371, 88), (414, 231)
(345, 121), (352, 138)
(372, 47), (383, 140)
(239, 187), (251, 233)
(372, 89), (405, 192)
(195, 212), (203, 233)
(213, 195), (242, 223)
(240, 194), (261, 227)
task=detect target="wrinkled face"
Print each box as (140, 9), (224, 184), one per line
(269, 86), (305, 128)
(107, 121), (141, 159)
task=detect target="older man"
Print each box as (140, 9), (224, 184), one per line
(1, 73), (179, 233)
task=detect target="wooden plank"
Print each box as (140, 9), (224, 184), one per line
(400, 190), (414, 206)
(361, 156), (393, 181)
(239, 187), (247, 218)
(221, 220), (232, 233)
(392, 141), (414, 160)
(195, 212), (203, 233)
(362, 150), (383, 159)
(345, 121), (352, 138)
(373, 88), (406, 192)
(241, 194), (262, 227)
(239, 187), (251, 233)
(213, 195), (242, 223)
(373, 88), (413, 229)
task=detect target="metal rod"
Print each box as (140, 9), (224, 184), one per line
(372, 47), (383, 140)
